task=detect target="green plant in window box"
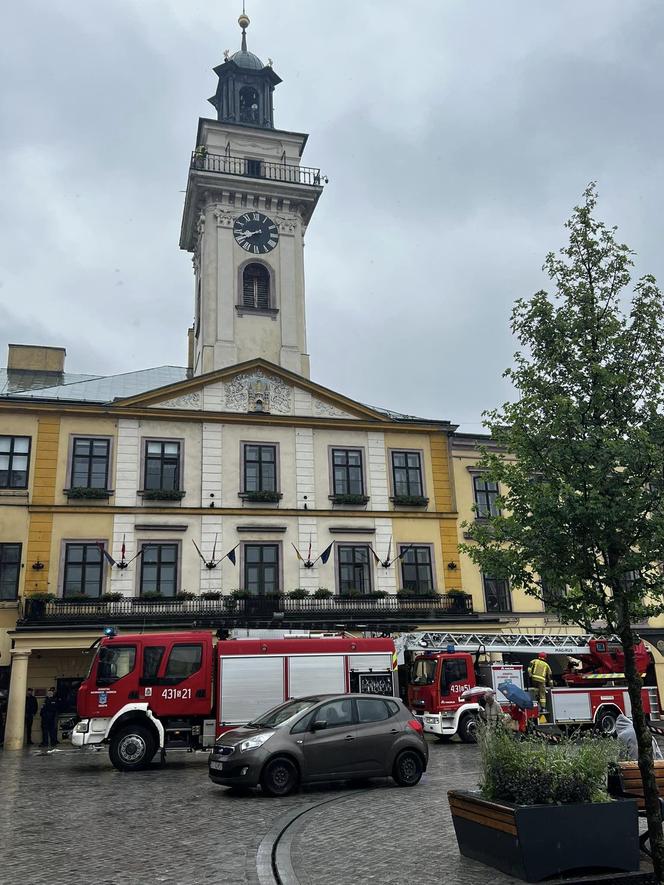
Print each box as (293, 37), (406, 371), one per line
(368, 590), (389, 599)
(230, 589), (252, 599)
(241, 490), (282, 503)
(392, 495), (429, 507)
(201, 591), (222, 600)
(332, 494), (369, 506)
(141, 489), (186, 501)
(175, 591), (195, 600)
(27, 592), (56, 602)
(65, 487), (110, 500)
(313, 587), (333, 599)
(287, 588), (310, 599)
(100, 592), (124, 602)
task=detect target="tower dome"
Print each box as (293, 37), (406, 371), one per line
(229, 48), (264, 70)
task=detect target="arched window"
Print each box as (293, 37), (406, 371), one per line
(239, 86), (259, 124)
(242, 263), (270, 310)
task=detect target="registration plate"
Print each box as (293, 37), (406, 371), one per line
(210, 760), (224, 771)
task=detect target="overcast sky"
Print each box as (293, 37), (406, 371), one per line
(1, 1), (662, 430)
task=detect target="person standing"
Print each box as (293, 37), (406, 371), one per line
(528, 652), (553, 714)
(39, 688), (59, 750)
(25, 688), (38, 745)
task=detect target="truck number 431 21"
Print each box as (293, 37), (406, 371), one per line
(161, 688), (192, 700)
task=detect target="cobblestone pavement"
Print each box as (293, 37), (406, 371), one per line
(0, 740), (651, 885)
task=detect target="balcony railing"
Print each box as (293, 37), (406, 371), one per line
(18, 593), (473, 629)
(191, 152), (325, 187)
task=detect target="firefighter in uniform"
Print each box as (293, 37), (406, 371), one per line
(528, 653), (553, 716)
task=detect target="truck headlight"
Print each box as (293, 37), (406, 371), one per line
(239, 733), (272, 753)
(74, 721), (89, 734)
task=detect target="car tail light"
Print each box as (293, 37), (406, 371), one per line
(407, 718), (424, 734)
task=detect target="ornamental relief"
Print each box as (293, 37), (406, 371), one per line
(275, 214), (298, 235)
(223, 370), (292, 414)
(313, 398), (356, 419)
(212, 206), (235, 228)
(154, 391), (202, 410)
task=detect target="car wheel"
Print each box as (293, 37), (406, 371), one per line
(458, 714), (478, 744)
(393, 750), (424, 787)
(260, 757), (299, 797)
(109, 724), (156, 772)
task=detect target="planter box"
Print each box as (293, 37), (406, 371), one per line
(448, 789), (639, 883)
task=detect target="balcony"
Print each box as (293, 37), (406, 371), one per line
(191, 151), (325, 188)
(17, 593), (474, 631)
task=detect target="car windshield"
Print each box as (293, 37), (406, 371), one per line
(246, 697), (319, 729)
(410, 658), (436, 685)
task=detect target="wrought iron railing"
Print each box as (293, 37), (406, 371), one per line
(19, 593), (473, 625)
(191, 152), (325, 187)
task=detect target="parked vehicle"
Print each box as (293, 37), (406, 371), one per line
(208, 693), (428, 795)
(72, 631), (397, 771)
(407, 640), (658, 741)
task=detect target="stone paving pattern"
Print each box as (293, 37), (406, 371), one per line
(0, 740), (652, 885)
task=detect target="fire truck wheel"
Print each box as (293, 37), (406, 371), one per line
(393, 750), (424, 787)
(596, 708), (618, 735)
(260, 756), (299, 797)
(109, 724), (157, 771)
(458, 714), (478, 744)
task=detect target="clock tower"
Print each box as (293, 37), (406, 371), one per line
(180, 13), (324, 378)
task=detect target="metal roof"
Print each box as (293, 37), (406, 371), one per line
(0, 368), (100, 396)
(0, 366), (189, 403)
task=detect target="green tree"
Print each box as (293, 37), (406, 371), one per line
(462, 184), (664, 877)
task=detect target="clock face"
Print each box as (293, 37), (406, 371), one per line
(233, 212), (279, 255)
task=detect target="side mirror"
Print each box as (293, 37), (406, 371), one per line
(311, 720), (327, 732)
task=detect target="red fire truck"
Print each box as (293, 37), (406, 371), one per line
(406, 635), (659, 742)
(72, 630), (397, 771)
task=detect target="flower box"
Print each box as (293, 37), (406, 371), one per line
(239, 490), (282, 503)
(330, 494), (369, 506)
(448, 789), (639, 882)
(140, 489), (186, 501)
(391, 495), (429, 507)
(64, 487), (111, 500)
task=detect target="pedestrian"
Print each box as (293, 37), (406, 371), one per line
(25, 688), (38, 745)
(616, 714), (663, 761)
(528, 653), (553, 713)
(479, 690), (506, 726)
(39, 688), (59, 750)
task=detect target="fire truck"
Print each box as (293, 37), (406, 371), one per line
(72, 630), (397, 771)
(403, 631), (660, 742)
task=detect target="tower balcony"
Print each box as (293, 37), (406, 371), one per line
(190, 151), (326, 188)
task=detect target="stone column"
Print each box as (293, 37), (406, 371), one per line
(4, 649), (31, 750)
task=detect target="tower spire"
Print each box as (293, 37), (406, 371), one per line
(238, 5), (249, 53)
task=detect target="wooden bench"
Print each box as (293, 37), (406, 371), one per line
(609, 760), (664, 856)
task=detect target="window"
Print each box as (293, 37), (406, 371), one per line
(239, 86), (259, 124)
(541, 579), (566, 610)
(97, 645), (136, 686)
(140, 543), (178, 597)
(244, 544), (279, 595)
(391, 451), (423, 497)
(245, 158), (262, 177)
(442, 659), (468, 686)
(164, 644), (202, 680)
(71, 438), (110, 489)
(0, 543), (21, 600)
(483, 576), (511, 613)
(142, 646), (165, 681)
(243, 444), (277, 493)
(63, 543), (104, 598)
(357, 698), (391, 723)
(314, 698), (354, 728)
(400, 546), (434, 593)
(0, 436), (30, 489)
(337, 545), (371, 594)
(332, 449), (364, 496)
(144, 441), (181, 491)
(473, 475), (500, 518)
(242, 263), (270, 309)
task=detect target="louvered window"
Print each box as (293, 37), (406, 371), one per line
(242, 263), (270, 309)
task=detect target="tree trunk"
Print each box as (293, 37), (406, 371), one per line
(619, 623), (664, 880)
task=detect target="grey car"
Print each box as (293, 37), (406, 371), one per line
(208, 693), (428, 796)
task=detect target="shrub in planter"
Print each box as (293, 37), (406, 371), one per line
(331, 494), (369, 506)
(100, 592), (124, 602)
(65, 487), (110, 499)
(230, 589), (252, 599)
(287, 588), (310, 599)
(137, 592), (165, 602)
(368, 590), (389, 599)
(339, 588), (363, 599)
(28, 593), (56, 602)
(141, 489), (186, 501)
(391, 494), (429, 507)
(175, 591), (196, 600)
(449, 725), (637, 882)
(313, 588), (333, 599)
(201, 591), (222, 600)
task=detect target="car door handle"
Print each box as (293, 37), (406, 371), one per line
(345, 735), (354, 741)
(390, 729), (398, 734)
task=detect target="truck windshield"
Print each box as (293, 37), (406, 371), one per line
(96, 645), (136, 686)
(411, 658), (436, 685)
(246, 697), (318, 729)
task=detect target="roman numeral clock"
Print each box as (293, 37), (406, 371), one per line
(233, 212), (279, 254)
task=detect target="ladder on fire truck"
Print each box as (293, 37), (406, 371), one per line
(398, 631), (597, 656)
